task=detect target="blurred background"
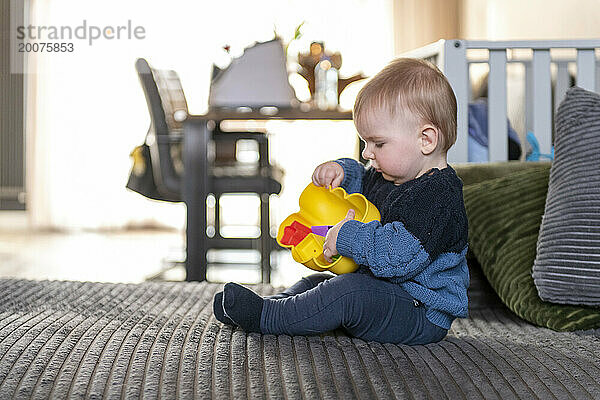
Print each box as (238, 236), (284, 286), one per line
(1, 0), (600, 285)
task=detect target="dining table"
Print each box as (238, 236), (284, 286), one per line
(183, 107), (353, 281)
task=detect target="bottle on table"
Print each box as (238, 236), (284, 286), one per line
(314, 57), (338, 110)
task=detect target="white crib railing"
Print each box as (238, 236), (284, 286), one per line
(402, 39), (600, 163)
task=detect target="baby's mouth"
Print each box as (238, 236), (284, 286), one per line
(368, 161), (382, 173)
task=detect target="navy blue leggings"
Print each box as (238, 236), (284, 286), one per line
(261, 273), (448, 345)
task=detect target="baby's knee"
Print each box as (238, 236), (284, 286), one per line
(303, 273), (334, 288)
(331, 272), (376, 289)
(317, 274), (383, 305)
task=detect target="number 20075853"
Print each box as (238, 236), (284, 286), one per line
(18, 42), (74, 52)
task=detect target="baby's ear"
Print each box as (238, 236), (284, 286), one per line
(420, 125), (439, 155)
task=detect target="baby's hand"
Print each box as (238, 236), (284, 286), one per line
(312, 161), (344, 188)
(323, 209), (355, 263)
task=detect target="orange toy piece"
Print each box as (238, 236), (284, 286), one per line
(277, 183), (381, 274)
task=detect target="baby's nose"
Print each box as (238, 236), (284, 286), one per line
(362, 148), (374, 160)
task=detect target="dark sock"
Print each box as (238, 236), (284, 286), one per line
(213, 291), (235, 325)
(222, 282), (264, 333)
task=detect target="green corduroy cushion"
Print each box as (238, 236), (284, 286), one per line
(461, 164), (600, 331)
(454, 160), (551, 186)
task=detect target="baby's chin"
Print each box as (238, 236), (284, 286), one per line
(372, 166), (403, 184)
(379, 171), (396, 182)
(379, 170), (407, 186)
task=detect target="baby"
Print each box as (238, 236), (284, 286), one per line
(213, 58), (469, 345)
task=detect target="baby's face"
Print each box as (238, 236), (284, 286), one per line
(358, 113), (426, 186)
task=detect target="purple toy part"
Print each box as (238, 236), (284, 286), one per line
(311, 225), (333, 237)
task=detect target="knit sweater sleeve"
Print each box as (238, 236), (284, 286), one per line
(335, 178), (466, 280)
(336, 217), (446, 281)
(333, 158), (366, 194)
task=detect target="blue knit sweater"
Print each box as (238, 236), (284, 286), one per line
(334, 158), (469, 329)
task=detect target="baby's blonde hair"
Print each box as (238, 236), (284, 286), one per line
(353, 58), (457, 153)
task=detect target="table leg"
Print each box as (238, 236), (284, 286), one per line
(183, 118), (209, 281)
(260, 193), (271, 283)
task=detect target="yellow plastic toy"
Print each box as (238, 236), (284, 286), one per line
(277, 183), (381, 274)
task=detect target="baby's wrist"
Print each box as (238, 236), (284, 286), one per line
(335, 220), (362, 257)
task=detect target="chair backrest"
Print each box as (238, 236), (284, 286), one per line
(135, 58), (181, 200)
(153, 68), (189, 177)
(154, 69), (189, 135)
(135, 58), (276, 202)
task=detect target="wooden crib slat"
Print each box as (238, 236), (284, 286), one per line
(555, 62), (571, 113)
(488, 50), (508, 162)
(443, 40), (469, 164)
(577, 49), (596, 92)
(533, 50), (552, 155)
(597, 63), (600, 94)
(525, 62), (534, 135)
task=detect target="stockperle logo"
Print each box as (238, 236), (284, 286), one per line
(16, 19), (146, 46)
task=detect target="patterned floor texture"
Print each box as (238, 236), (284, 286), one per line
(1, 265), (599, 399)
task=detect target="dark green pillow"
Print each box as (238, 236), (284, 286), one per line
(462, 165), (600, 331)
(454, 160), (550, 186)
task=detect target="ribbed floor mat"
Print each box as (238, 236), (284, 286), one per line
(1, 274), (599, 399)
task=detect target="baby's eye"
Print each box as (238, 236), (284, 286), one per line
(375, 143), (385, 148)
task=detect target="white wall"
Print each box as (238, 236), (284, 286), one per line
(393, 0), (459, 54)
(461, 0), (600, 40)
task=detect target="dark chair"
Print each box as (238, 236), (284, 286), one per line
(134, 58), (283, 282)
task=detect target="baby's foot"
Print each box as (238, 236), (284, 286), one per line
(213, 291), (235, 325)
(222, 282), (264, 333)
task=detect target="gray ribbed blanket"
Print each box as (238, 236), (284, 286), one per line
(1, 266), (599, 399)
